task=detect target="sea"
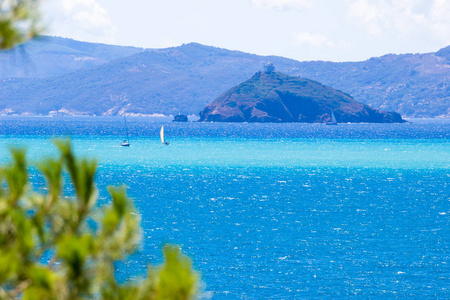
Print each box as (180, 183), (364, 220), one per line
(0, 116), (449, 299)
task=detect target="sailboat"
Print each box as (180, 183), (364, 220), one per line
(160, 125), (169, 145)
(120, 115), (130, 147)
(326, 109), (338, 125)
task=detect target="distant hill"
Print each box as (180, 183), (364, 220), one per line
(199, 70), (404, 123)
(291, 50), (450, 118)
(0, 36), (142, 78)
(0, 37), (448, 118)
(0, 43), (301, 116)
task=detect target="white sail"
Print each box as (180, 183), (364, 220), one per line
(326, 109), (338, 125)
(160, 125), (164, 144)
(331, 110), (337, 123)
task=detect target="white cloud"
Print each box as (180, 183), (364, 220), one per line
(41, 0), (116, 44)
(251, 0), (313, 11)
(293, 32), (348, 49)
(429, 0), (450, 42)
(347, 0), (382, 35)
(347, 0), (450, 44)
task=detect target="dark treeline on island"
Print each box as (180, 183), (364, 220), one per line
(199, 65), (405, 123)
(173, 114), (189, 122)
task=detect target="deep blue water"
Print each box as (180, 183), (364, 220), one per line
(0, 117), (449, 299)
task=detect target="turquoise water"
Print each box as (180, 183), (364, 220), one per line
(0, 118), (449, 298)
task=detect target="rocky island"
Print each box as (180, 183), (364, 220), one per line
(173, 114), (189, 122)
(199, 66), (405, 123)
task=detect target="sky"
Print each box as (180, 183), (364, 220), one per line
(41, 0), (450, 62)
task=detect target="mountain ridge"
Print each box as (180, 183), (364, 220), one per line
(0, 37), (448, 118)
(0, 36), (143, 78)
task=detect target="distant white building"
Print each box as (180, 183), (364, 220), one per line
(264, 62), (275, 73)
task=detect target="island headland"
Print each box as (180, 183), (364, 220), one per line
(199, 65), (405, 123)
(173, 114), (189, 122)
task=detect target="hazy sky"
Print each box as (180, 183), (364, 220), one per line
(42, 0), (450, 62)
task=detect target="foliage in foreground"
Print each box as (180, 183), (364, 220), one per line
(0, 0), (41, 49)
(0, 140), (198, 299)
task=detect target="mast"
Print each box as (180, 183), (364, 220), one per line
(120, 115), (131, 146)
(124, 115), (129, 140)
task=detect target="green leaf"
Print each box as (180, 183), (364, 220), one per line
(3, 148), (29, 204)
(23, 265), (60, 300)
(54, 139), (98, 230)
(36, 157), (63, 203)
(57, 234), (94, 280)
(155, 245), (198, 300)
(108, 185), (131, 218)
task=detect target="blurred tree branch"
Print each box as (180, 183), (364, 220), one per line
(0, 0), (41, 49)
(0, 139), (199, 299)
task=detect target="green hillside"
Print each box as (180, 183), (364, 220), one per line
(199, 71), (404, 123)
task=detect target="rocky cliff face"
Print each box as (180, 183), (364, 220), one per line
(199, 71), (405, 123)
